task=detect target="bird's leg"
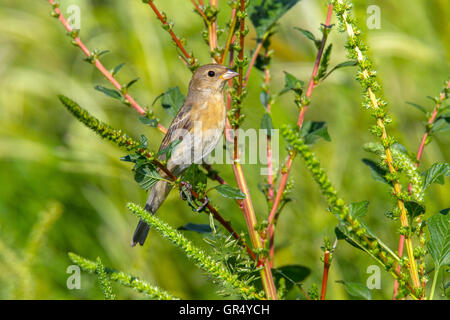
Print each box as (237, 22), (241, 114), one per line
(180, 181), (193, 201)
(196, 196), (209, 212)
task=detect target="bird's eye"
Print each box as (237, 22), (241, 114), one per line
(207, 70), (215, 77)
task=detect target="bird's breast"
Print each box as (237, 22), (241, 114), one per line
(192, 93), (226, 133)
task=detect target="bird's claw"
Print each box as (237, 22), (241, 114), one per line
(180, 182), (193, 201)
(196, 196), (209, 212)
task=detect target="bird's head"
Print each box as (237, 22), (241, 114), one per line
(188, 64), (239, 93)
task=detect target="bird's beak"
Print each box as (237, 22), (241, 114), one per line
(220, 69), (239, 80)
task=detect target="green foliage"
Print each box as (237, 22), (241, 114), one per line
(213, 184), (246, 200)
(178, 223), (213, 234)
(272, 265), (311, 292)
(319, 60), (357, 81)
(427, 210), (450, 271)
(422, 162), (449, 190)
(300, 121), (331, 145)
(68, 253), (179, 300)
(280, 71), (304, 95)
(248, 0), (302, 39)
(95, 257), (116, 300)
(336, 280), (372, 300)
(58, 95), (143, 152)
(294, 27), (321, 49)
(2, 0), (448, 301)
(127, 203), (263, 299)
(260, 113), (274, 136)
(156, 86), (186, 118)
(362, 159), (390, 185)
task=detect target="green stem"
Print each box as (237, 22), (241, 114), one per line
(428, 269), (439, 300)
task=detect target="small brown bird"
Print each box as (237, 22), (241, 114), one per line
(132, 64), (238, 246)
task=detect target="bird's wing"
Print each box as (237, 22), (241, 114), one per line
(158, 102), (193, 159)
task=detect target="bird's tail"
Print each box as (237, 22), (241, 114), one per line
(131, 180), (173, 246)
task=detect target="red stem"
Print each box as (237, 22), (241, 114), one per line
(320, 251), (331, 300)
(267, 5), (334, 262)
(146, 1), (193, 63)
(267, 4), (333, 260)
(48, 0), (169, 134)
(244, 41), (264, 87)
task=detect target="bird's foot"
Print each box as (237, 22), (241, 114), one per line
(180, 182), (193, 201)
(196, 196), (209, 212)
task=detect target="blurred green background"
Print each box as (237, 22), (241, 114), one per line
(0, 0), (448, 300)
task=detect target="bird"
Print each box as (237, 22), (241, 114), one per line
(132, 64), (239, 246)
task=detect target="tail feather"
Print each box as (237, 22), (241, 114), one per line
(131, 180), (173, 246)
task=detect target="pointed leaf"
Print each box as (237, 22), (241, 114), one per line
(273, 265), (311, 291)
(261, 113), (274, 136)
(94, 85), (122, 100)
(161, 87), (186, 118)
(178, 223), (212, 234)
(139, 116), (158, 128)
(301, 121), (331, 145)
(280, 71), (304, 95)
(422, 162), (449, 190)
(362, 159), (390, 185)
(111, 63), (125, 76)
(213, 184), (246, 199)
(336, 280), (371, 300)
(406, 101), (427, 114)
(349, 201), (369, 218)
(321, 60), (357, 81)
(427, 209), (450, 270)
(248, 0), (302, 39)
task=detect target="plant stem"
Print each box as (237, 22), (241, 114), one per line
(393, 80), (449, 298)
(244, 41), (264, 87)
(145, 1), (195, 66)
(320, 250), (331, 300)
(221, 7), (237, 64)
(267, 4), (334, 262)
(225, 0), (278, 299)
(332, 0), (421, 291)
(428, 269), (439, 300)
(48, 0), (168, 133)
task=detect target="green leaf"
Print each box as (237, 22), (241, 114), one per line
(273, 265), (311, 291)
(157, 139), (182, 160)
(134, 165), (163, 191)
(138, 134), (148, 149)
(182, 165), (207, 193)
(362, 159), (390, 185)
(160, 87), (186, 118)
(120, 154), (140, 163)
(178, 223), (212, 234)
(427, 209), (450, 271)
(422, 162), (449, 189)
(336, 280), (371, 300)
(431, 116), (450, 134)
(94, 85), (122, 100)
(317, 44), (332, 79)
(111, 63), (125, 76)
(261, 113), (274, 136)
(125, 77), (140, 89)
(301, 121), (331, 145)
(294, 27), (321, 48)
(321, 60), (357, 81)
(248, 0), (302, 40)
(280, 72), (304, 95)
(260, 91), (269, 109)
(349, 201), (369, 219)
(138, 116), (158, 127)
(213, 184), (246, 199)
(404, 201), (425, 219)
(406, 101), (427, 114)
